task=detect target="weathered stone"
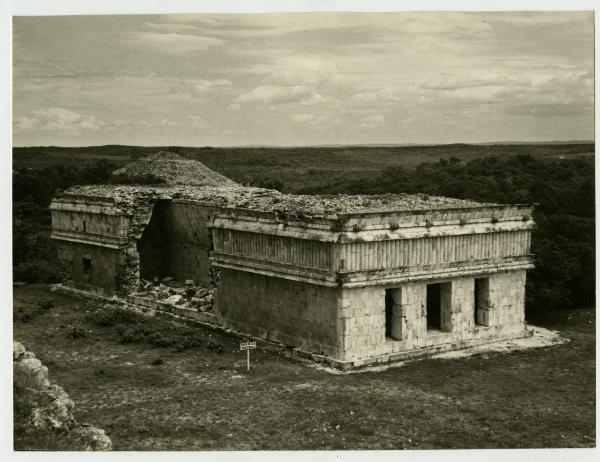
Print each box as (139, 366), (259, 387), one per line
(13, 341), (26, 361)
(29, 385), (76, 431)
(14, 357), (50, 391)
(49, 151), (534, 368)
(72, 424), (113, 451)
(195, 288), (209, 298)
(164, 294), (184, 305)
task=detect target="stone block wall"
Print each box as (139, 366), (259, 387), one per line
(51, 198), (129, 239)
(215, 268), (342, 357)
(338, 270), (528, 361)
(56, 241), (124, 295)
(488, 270), (527, 328)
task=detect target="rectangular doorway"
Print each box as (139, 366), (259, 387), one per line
(426, 283), (442, 330)
(474, 277), (490, 326)
(385, 289), (394, 337)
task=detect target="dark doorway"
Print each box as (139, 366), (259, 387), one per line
(82, 257), (92, 283)
(474, 277), (489, 325)
(427, 283), (442, 330)
(385, 289), (394, 337)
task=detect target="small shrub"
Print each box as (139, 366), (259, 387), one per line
(147, 332), (176, 348)
(118, 323), (152, 344)
(173, 335), (203, 352)
(88, 307), (141, 327)
(37, 299), (54, 311)
(66, 326), (88, 339)
(207, 341), (224, 354)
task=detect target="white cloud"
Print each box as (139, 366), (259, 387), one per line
(290, 113), (314, 123)
(359, 113), (385, 129)
(159, 119), (177, 127)
(129, 32), (223, 53)
(17, 107), (104, 132)
(237, 85), (312, 104)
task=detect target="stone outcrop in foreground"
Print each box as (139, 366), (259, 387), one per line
(13, 341), (112, 451)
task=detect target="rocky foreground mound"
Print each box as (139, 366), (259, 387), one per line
(13, 341), (112, 451)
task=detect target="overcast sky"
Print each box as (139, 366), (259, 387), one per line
(12, 11), (594, 147)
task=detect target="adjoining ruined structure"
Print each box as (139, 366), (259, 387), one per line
(51, 152), (536, 368)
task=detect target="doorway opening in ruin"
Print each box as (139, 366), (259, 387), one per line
(385, 289), (394, 337)
(426, 282), (446, 330)
(474, 277), (490, 326)
(137, 200), (170, 282)
(82, 257), (92, 283)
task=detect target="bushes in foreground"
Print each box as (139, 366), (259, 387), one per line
(87, 306), (220, 353)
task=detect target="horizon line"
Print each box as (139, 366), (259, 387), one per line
(11, 139), (596, 149)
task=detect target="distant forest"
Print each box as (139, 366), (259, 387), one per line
(13, 143), (594, 317)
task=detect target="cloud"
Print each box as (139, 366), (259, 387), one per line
(236, 85), (312, 104)
(12, 12), (594, 146)
(159, 119), (177, 127)
(359, 113), (385, 129)
(188, 116), (210, 129)
(421, 74), (531, 91)
(129, 32), (223, 53)
(290, 113), (314, 123)
(16, 107), (104, 132)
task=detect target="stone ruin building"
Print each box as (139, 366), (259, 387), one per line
(50, 152), (536, 369)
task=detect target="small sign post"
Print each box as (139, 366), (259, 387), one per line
(239, 340), (257, 371)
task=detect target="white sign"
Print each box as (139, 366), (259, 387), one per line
(240, 341), (257, 351)
(240, 341), (257, 371)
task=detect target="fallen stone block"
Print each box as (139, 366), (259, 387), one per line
(195, 288), (209, 298)
(163, 294), (184, 305)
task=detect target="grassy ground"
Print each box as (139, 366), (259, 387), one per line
(13, 284), (595, 450)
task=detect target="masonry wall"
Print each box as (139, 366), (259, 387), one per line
(51, 201), (128, 238)
(137, 201), (216, 286)
(56, 241), (124, 295)
(339, 270), (528, 362)
(215, 269), (342, 357)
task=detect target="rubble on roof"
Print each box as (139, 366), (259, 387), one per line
(59, 150), (495, 219)
(112, 151), (239, 187)
(62, 183), (492, 218)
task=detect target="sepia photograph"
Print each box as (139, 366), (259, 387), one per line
(6, 0), (596, 456)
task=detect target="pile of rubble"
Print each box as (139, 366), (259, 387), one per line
(13, 341), (112, 451)
(64, 183), (491, 219)
(133, 277), (214, 312)
(112, 151), (239, 187)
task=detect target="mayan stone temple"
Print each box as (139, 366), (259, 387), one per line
(50, 152), (536, 369)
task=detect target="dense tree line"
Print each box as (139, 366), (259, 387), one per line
(13, 150), (594, 316)
(13, 160), (118, 282)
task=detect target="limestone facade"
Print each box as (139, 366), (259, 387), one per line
(51, 186), (535, 368)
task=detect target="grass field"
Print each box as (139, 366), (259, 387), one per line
(13, 284), (595, 450)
